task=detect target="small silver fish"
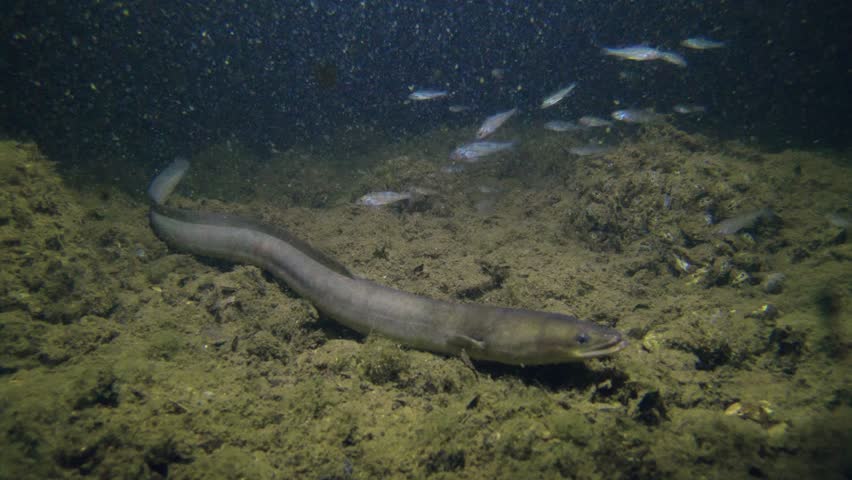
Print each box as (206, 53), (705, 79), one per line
(567, 144), (613, 156)
(544, 120), (584, 132)
(673, 104), (707, 114)
(450, 140), (517, 162)
(715, 208), (776, 235)
(477, 108), (518, 139)
(602, 45), (687, 67)
(540, 83), (577, 109)
(658, 51), (687, 67)
(578, 115), (613, 128)
(357, 191), (412, 207)
(681, 37), (726, 50)
(602, 45), (663, 61)
(611, 109), (665, 124)
(408, 89), (448, 101)
(448, 105), (472, 113)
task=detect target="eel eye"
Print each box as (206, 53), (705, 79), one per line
(575, 332), (590, 345)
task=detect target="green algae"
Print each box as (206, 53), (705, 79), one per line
(0, 132), (850, 479)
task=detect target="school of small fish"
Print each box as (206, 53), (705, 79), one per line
(365, 36), (727, 207)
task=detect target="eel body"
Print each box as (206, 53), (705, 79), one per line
(148, 158), (626, 365)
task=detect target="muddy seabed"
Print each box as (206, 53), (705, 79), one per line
(1, 125), (850, 479)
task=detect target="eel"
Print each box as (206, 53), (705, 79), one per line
(148, 158), (627, 365)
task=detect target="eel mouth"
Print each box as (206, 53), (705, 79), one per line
(575, 338), (629, 359)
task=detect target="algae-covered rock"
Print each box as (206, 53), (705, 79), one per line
(1, 133), (850, 479)
(357, 335), (412, 385)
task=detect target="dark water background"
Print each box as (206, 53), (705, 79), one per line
(2, 1), (850, 166)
